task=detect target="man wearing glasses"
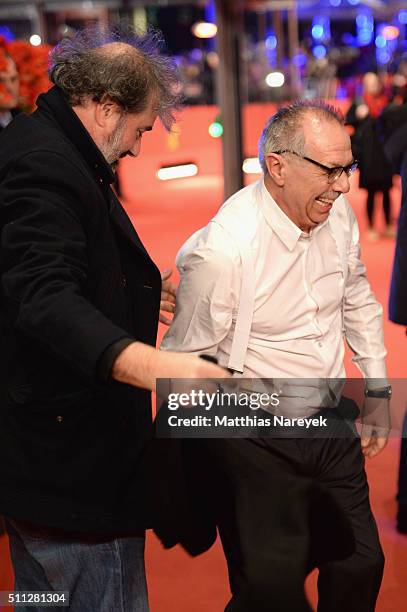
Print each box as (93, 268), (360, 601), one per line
(162, 101), (388, 611)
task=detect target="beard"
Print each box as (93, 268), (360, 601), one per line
(101, 114), (127, 168)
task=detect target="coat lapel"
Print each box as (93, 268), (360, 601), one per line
(107, 187), (152, 261)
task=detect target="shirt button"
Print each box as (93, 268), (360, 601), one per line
(122, 275), (127, 287)
(318, 342), (323, 348)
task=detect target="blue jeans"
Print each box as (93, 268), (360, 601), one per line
(5, 518), (149, 612)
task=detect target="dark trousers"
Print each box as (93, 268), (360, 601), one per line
(367, 189), (391, 227)
(202, 437), (384, 612)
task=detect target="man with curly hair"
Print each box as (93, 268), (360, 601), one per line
(0, 25), (225, 611)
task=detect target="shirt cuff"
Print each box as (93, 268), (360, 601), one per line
(355, 358), (388, 387)
(98, 337), (135, 382)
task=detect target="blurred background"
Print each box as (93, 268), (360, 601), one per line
(0, 0), (407, 105)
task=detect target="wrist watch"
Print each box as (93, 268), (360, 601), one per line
(364, 385), (392, 399)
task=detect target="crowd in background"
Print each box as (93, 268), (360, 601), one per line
(175, 43), (407, 106)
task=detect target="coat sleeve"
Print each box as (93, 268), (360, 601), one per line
(342, 201), (387, 381)
(1, 150), (132, 383)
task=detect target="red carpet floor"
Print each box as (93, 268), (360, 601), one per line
(1, 106), (406, 610)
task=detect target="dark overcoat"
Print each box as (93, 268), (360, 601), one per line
(385, 118), (407, 325)
(0, 86), (161, 534)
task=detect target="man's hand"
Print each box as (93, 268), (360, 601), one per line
(160, 268), (176, 325)
(360, 397), (391, 459)
(111, 341), (229, 392)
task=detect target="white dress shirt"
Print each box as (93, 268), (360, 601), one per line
(162, 180), (387, 383)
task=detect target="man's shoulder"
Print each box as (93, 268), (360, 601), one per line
(0, 112), (76, 165)
(176, 221), (241, 271)
(176, 181), (262, 269)
(0, 113), (88, 186)
(214, 180), (261, 223)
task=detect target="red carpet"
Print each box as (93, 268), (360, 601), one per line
(1, 104), (406, 611)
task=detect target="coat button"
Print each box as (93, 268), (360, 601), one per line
(122, 275), (127, 287)
(56, 415), (64, 423)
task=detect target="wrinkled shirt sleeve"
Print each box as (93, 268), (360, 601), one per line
(343, 201), (387, 380)
(161, 223), (240, 357)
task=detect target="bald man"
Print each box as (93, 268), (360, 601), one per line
(163, 101), (389, 611)
(0, 26), (225, 611)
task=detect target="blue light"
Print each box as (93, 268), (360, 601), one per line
(313, 45), (327, 59)
(356, 14), (372, 29)
(312, 25), (324, 40)
(358, 32), (373, 46)
(265, 35), (277, 50)
(329, 0), (341, 6)
(342, 33), (355, 45)
(375, 35), (386, 48)
(356, 12), (374, 46)
(190, 48), (203, 61)
(0, 26), (14, 41)
(292, 53), (307, 67)
(312, 15), (331, 42)
(399, 11), (407, 25)
(348, 0), (360, 5)
(204, 0), (216, 24)
(377, 50), (390, 64)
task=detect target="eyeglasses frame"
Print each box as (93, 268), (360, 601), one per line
(271, 150), (358, 184)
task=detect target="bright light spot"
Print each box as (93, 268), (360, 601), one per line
(265, 71), (285, 87)
(265, 35), (277, 50)
(30, 34), (42, 46)
(348, 0), (360, 5)
(375, 35), (386, 48)
(312, 45), (327, 59)
(356, 14), (370, 27)
(157, 164), (198, 181)
(191, 21), (217, 39)
(312, 25), (324, 40)
(242, 158), (262, 174)
(382, 25), (400, 40)
(399, 11), (407, 25)
(358, 32), (373, 46)
(329, 0), (341, 6)
(208, 122), (223, 138)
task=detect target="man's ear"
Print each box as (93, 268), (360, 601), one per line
(265, 153), (285, 187)
(95, 98), (119, 128)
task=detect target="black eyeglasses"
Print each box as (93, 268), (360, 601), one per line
(272, 150), (358, 184)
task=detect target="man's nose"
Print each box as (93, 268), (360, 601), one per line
(333, 171), (350, 194)
(129, 140), (141, 158)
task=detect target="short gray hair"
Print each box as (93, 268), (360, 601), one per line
(258, 100), (344, 173)
(49, 24), (182, 130)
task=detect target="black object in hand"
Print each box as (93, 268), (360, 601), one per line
(199, 354), (234, 374)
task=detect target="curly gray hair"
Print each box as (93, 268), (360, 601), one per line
(49, 24), (182, 130)
(258, 100), (344, 173)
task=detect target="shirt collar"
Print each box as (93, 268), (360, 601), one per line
(35, 86), (115, 185)
(259, 179), (329, 251)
